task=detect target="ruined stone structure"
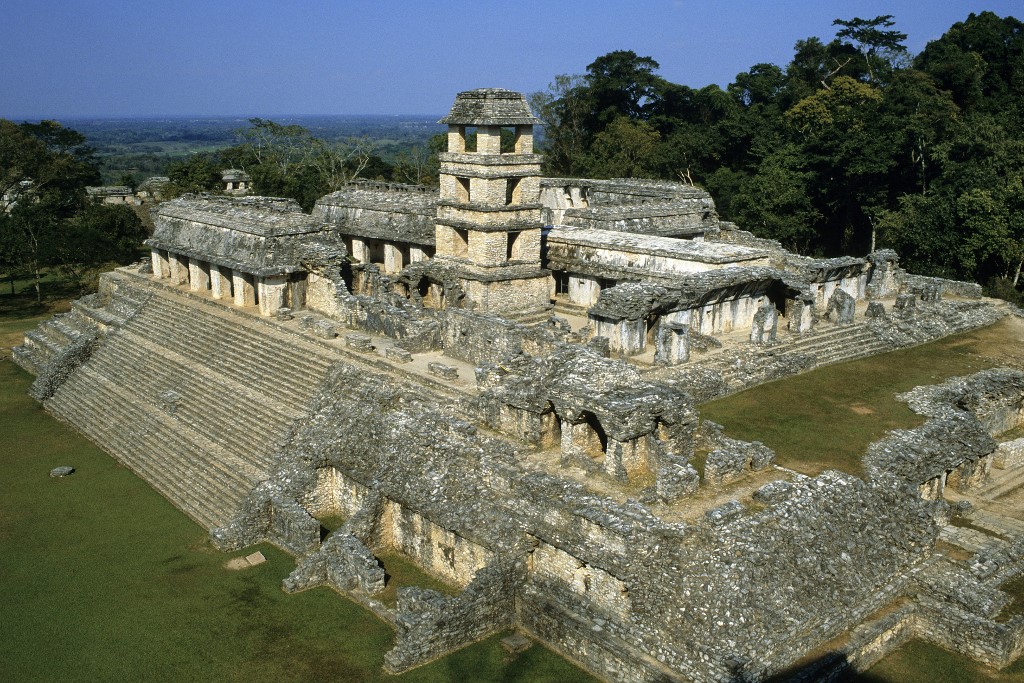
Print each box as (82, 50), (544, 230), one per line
(14, 89), (1024, 682)
(86, 185), (140, 205)
(221, 168), (252, 195)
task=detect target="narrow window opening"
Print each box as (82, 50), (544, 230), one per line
(456, 177), (471, 203)
(453, 229), (469, 258)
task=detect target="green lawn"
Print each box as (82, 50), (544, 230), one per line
(700, 318), (1022, 476)
(858, 639), (1024, 682)
(0, 359), (596, 682)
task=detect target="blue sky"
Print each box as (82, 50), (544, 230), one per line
(1, 0), (1020, 118)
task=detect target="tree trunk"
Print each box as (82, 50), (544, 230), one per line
(1013, 257), (1023, 288)
(33, 265), (41, 304)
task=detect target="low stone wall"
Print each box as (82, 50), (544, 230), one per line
(996, 439), (1024, 469)
(267, 497), (321, 556)
(384, 556), (520, 673)
(916, 596), (1024, 669)
(902, 273), (983, 299)
(282, 532), (386, 596)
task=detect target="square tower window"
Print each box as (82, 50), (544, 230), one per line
(507, 231), (522, 261)
(500, 127), (516, 153)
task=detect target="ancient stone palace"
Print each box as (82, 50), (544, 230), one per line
(14, 89), (1024, 682)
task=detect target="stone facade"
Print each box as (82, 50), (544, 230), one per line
(12, 87), (1024, 683)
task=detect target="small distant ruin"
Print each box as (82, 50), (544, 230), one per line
(14, 89), (1024, 682)
(221, 168), (252, 195)
(86, 185), (139, 205)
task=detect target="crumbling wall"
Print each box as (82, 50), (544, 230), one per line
(384, 556), (521, 673)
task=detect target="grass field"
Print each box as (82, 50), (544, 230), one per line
(700, 316), (1024, 476)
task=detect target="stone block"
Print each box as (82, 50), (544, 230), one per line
(428, 362), (459, 380)
(825, 289), (856, 325)
(865, 302), (886, 319)
(313, 320), (337, 339)
(894, 294), (917, 316)
(385, 346), (413, 363)
(345, 333), (374, 352)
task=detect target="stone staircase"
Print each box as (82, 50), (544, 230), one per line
(974, 464), (1024, 503)
(709, 322), (893, 390)
(11, 289), (144, 374)
(44, 282), (338, 530)
(33, 271), (487, 529)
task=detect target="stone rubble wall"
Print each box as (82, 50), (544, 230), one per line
(902, 273), (984, 299)
(383, 555), (521, 673)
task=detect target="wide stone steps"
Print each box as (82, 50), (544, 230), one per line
(48, 365), (256, 529)
(129, 274), (475, 407)
(38, 277), (359, 530)
(977, 464), (1024, 502)
(714, 324), (890, 387)
(134, 294), (334, 407)
(83, 336), (289, 472)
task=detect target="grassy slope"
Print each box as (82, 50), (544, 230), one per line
(700, 318), (1022, 476)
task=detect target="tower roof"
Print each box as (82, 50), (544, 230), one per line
(438, 88), (539, 126)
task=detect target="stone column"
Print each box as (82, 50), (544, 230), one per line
(210, 265), (232, 299)
(168, 253), (189, 285)
(257, 274), (288, 316)
(383, 243), (403, 274)
(188, 259), (210, 292)
(287, 276), (306, 310)
(232, 270), (256, 307)
(151, 249), (169, 279)
(568, 275), (601, 307)
(351, 238), (369, 264)
(655, 322), (690, 365)
(409, 246), (427, 263)
(560, 421), (601, 466)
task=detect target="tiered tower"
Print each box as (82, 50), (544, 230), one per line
(434, 89), (550, 315)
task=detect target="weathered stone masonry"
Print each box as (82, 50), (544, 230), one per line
(13, 88), (1024, 683)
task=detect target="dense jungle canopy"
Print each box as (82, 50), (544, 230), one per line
(533, 11), (1024, 297)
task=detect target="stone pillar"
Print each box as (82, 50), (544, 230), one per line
(560, 420), (603, 466)
(232, 270), (256, 307)
(749, 304), (779, 344)
(383, 243), (403, 274)
(151, 249), (169, 279)
(788, 298), (814, 334)
(351, 238), (369, 264)
(188, 259), (210, 292)
(568, 275), (601, 307)
(210, 265), (232, 299)
(655, 322), (690, 365)
(257, 274), (288, 317)
(167, 253), (189, 285)
(287, 276), (306, 310)
(410, 246), (428, 264)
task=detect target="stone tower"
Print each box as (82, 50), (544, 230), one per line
(434, 88), (550, 315)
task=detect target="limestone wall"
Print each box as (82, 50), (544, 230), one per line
(382, 500), (493, 588)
